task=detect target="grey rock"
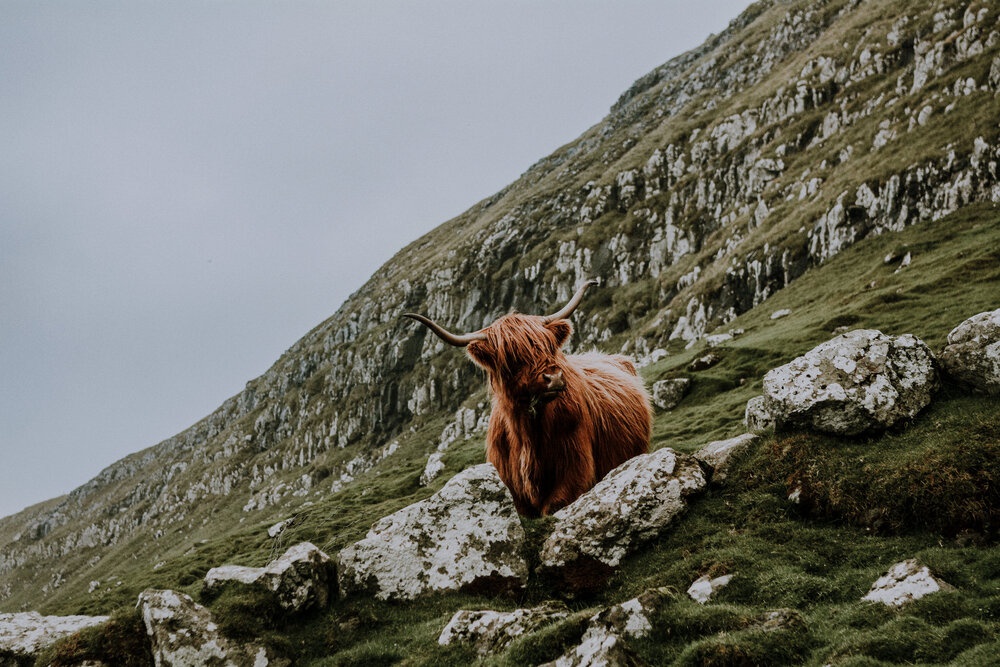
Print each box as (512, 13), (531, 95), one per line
(0, 611), (109, 661)
(337, 463), (527, 600)
(591, 587), (672, 640)
(694, 433), (759, 484)
(539, 587), (672, 667)
(687, 574), (734, 604)
(650, 378), (691, 410)
(688, 352), (722, 371)
(762, 329), (937, 435)
(540, 448), (705, 592)
(204, 542), (333, 613)
(863, 559), (954, 607)
(540, 622), (646, 667)
(137, 589), (280, 667)
(744, 395), (775, 433)
(940, 308), (1000, 394)
(438, 602), (568, 655)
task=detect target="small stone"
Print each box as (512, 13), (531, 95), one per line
(694, 433), (759, 484)
(744, 395), (775, 433)
(540, 622), (646, 667)
(863, 559), (953, 607)
(650, 378), (691, 410)
(689, 352), (722, 371)
(687, 574), (734, 604)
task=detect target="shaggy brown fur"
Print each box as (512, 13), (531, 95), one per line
(464, 314), (652, 516)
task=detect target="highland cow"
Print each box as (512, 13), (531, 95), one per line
(405, 280), (652, 516)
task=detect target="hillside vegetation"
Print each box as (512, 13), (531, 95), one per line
(3, 0), (1000, 664)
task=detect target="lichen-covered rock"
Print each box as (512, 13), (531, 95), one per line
(540, 588), (671, 666)
(592, 587), (672, 640)
(862, 559), (953, 607)
(688, 352), (722, 371)
(939, 308), (1000, 393)
(744, 395), (775, 433)
(762, 329), (937, 435)
(540, 624), (646, 667)
(540, 448), (705, 592)
(137, 589), (281, 667)
(438, 602), (568, 655)
(687, 574), (734, 604)
(0, 611), (109, 662)
(337, 463), (527, 600)
(694, 433), (759, 484)
(203, 542), (333, 613)
(650, 378), (691, 410)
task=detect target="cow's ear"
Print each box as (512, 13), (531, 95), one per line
(546, 319), (573, 347)
(466, 340), (494, 370)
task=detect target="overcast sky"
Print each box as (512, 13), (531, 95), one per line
(0, 0), (752, 519)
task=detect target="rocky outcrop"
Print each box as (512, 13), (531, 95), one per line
(137, 589), (281, 667)
(0, 612), (109, 664)
(438, 602), (569, 656)
(862, 559), (954, 607)
(203, 542), (333, 613)
(940, 308), (1000, 394)
(762, 330), (937, 435)
(540, 448), (706, 592)
(337, 464), (527, 600)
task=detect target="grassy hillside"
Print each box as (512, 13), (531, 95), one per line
(5, 0), (1000, 662)
(42, 202), (1000, 665)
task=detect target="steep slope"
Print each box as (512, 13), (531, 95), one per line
(2, 0), (999, 615)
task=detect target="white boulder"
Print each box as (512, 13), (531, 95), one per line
(337, 463), (527, 600)
(540, 448), (706, 592)
(0, 611), (109, 661)
(204, 542), (333, 613)
(137, 589), (278, 667)
(762, 329), (937, 435)
(940, 308), (1000, 393)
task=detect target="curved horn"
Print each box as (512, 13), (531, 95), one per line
(543, 278), (600, 323)
(404, 313), (487, 347)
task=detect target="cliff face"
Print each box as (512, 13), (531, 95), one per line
(3, 0), (999, 612)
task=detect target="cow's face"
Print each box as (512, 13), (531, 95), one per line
(466, 314), (571, 406)
(404, 280), (598, 408)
